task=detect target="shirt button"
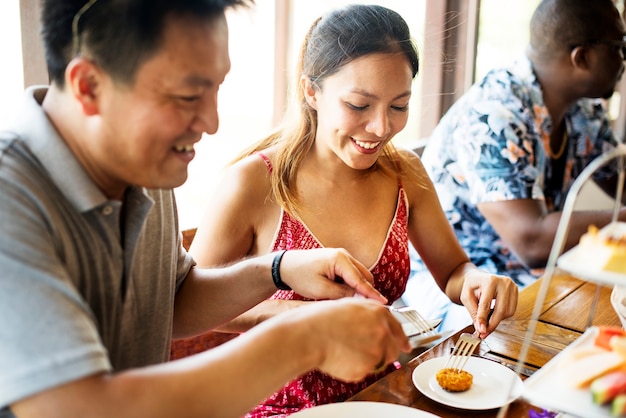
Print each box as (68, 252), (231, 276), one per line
(102, 205), (113, 216)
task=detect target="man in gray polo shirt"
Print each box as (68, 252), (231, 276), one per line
(0, 1), (412, 417)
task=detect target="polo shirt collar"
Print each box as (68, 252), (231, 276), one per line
(10, 86), (148, 213)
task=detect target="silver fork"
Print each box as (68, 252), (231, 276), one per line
(386, 306), (439, 337)
(445, 332), (481, 371)
(445, 306), (495, 371)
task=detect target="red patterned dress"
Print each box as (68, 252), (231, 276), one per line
(246, 154), (411, 417)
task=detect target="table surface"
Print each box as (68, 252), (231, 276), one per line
(347, 272), (622, 417)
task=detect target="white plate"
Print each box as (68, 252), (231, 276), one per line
(289, 401), (440, 417)
(412, 356), (523, 410)
(523, 327), (613, 417)
(557, 245), (626, 286)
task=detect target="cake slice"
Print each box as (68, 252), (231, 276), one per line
(578, 223), (626, 274)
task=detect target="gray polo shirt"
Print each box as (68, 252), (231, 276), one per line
(0, 87), (194, 411)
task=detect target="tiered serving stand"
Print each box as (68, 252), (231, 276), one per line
(497, 146), (626, 418)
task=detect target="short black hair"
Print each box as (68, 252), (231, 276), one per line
(530, 0), (621, 58)
(41, 0), (252, 87)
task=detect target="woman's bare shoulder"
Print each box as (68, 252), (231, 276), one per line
(388, 146), (436, 202)
(393, 146), (423, 166)
(212, 153), (273, 205)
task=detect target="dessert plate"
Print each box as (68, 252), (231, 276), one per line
(558, 246), (626, 286)
(412, 356), (523, 410)
(289, 401), (440, 417)
(523, 327), (614, 417)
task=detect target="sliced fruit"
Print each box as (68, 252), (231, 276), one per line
(611, 336), (626, 357)
(596, 326), (626, 351)
(591, 371), (626, 404)
(560, 350), (626, 388)
(612, 394), (626, 417)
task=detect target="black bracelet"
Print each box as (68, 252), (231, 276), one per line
(271, 250), (291, 290)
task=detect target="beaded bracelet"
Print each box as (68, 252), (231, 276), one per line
(271, 250), (292, 290)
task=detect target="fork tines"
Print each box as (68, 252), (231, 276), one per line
(445, 332), (481, 371)
(389, 306), (437, 336)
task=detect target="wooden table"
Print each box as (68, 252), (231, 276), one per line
(348, 272), (622, 417)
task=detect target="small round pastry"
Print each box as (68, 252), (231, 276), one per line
(435, 367), (473, 392)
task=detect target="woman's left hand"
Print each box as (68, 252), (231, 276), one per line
(459, 268), (518, 339)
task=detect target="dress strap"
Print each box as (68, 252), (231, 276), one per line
(257, 152), (273, 173)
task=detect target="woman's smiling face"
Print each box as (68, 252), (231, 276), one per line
(304, 52), (414, 170)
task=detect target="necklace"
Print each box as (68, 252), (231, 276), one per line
(548, 131), (568, 160)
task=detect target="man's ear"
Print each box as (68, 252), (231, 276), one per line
(65, 57), (102, 116)
(301, 75), (318, 110)
(570, 45), (591, 70)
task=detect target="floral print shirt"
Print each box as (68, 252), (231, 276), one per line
(416, 55), (618, 286)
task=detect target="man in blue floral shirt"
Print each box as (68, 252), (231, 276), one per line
(404, 0), (626, 331)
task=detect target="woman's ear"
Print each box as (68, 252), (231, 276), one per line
(65, 57), (102, 116)
(301, 75), (318, 110)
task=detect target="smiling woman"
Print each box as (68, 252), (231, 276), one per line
(187, 4), (519, 416)
(172, 0), (428, 229)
